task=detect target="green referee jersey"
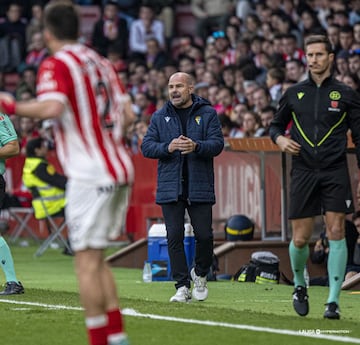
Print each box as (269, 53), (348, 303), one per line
(0, 113), (18, 175)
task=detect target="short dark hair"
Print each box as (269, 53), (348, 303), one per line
(44, 1), (79, 41)
(304, 35), (333, 54)
(26, 137), (43, 157)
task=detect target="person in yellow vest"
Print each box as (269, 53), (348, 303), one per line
(22, 137), (71, 254)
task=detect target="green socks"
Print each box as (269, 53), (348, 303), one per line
(327, 239), (347, 304)
(289, 240), (309, 287)
(0, 236), (18, 283)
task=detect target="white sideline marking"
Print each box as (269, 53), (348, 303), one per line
(0, 300), (360, 344)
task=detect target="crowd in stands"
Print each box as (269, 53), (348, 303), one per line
(1, 0), (360, 155)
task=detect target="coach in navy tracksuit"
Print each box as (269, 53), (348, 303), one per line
(141, 72), (224, 303)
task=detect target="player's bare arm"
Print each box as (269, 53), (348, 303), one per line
(0, 92), (64, 120)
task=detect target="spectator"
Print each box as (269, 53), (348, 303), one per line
(327, 23), (341, 55)
(230, 102), (248, 128)
(0, 2), (27, 72)
(235, 0), (252, 23)
(266, 67), (285, 105)
(218, 113), (243, 138)
(15, 65), (37, 101)
(252, 86), (272, 113)
(285, 58), (307, 82)
(353, 22), (360, 44)
(243, 80), (259, 110)
(207, 84), (219, 105)
(259, 105), (276, 136)
(106, 43), (127, 73)
(213, 85), (238, 117)
(25, 30), (48, 68)
(25, 1), (44, 46)
(204, 55), (223, 77)
(22, 137), (72, 255)
(221, 64), (236, 89)
(194, 81), (209, 100)
(178, 55), (196, 75)
(191, 0), (234, 44)
(18, 116), (40, 155)
(341, 72), (360, 92)
(335, 49), (350, 78)
(129, 4), (165, 58)
(91, 0), (128, 58)
(242, 109), (264, 137)
(339, 24), (354, 52)
(334, 9), (350, 28)
(133, 91), (156, 120)
(282, 33), (307, 66)
(243, 13), (262, 40)
(348, 49), (360, 76)
(349, 0), (360, 26)
(144, 37), (169, 70)
(212, 30), (236, 66)
(299, 8), (325, 38)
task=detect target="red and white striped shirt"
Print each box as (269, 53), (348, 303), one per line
(36, 43), (134, 186)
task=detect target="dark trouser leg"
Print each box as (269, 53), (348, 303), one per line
(187, 203), (213, 277)
(161, 201), (189, 289)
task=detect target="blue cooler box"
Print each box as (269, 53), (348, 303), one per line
(147, 223), (195, 281)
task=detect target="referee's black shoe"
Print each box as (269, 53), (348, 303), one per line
(324, 302), (340, 319)
(292, 286), (309, 316)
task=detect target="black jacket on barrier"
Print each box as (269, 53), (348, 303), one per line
(270, 74), (360, 170)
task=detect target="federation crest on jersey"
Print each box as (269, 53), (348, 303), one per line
(195, 116), (201, 125)
(329, 91), (341, 100)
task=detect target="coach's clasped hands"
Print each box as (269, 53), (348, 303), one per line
(168, 135), (197, 155)
(0, 93), (16, 115)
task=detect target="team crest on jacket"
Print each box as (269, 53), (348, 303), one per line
(195, 116), (201, 125)
(297, 92), (304, 100)
(165, 116), (170, 122)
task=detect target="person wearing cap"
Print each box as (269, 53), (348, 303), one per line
(194, 81), (209, 99)
(212, 30), (236, 66)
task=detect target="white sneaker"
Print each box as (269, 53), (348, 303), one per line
(169, 286), (191, 302)
(191, 268), (208, 301)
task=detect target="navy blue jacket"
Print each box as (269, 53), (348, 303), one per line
(141, 95), (224, 204)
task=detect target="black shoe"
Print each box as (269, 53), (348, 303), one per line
(0, 281), (25, 295)
(292, 286), (309, 316)
(324, 302), (340, 319)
